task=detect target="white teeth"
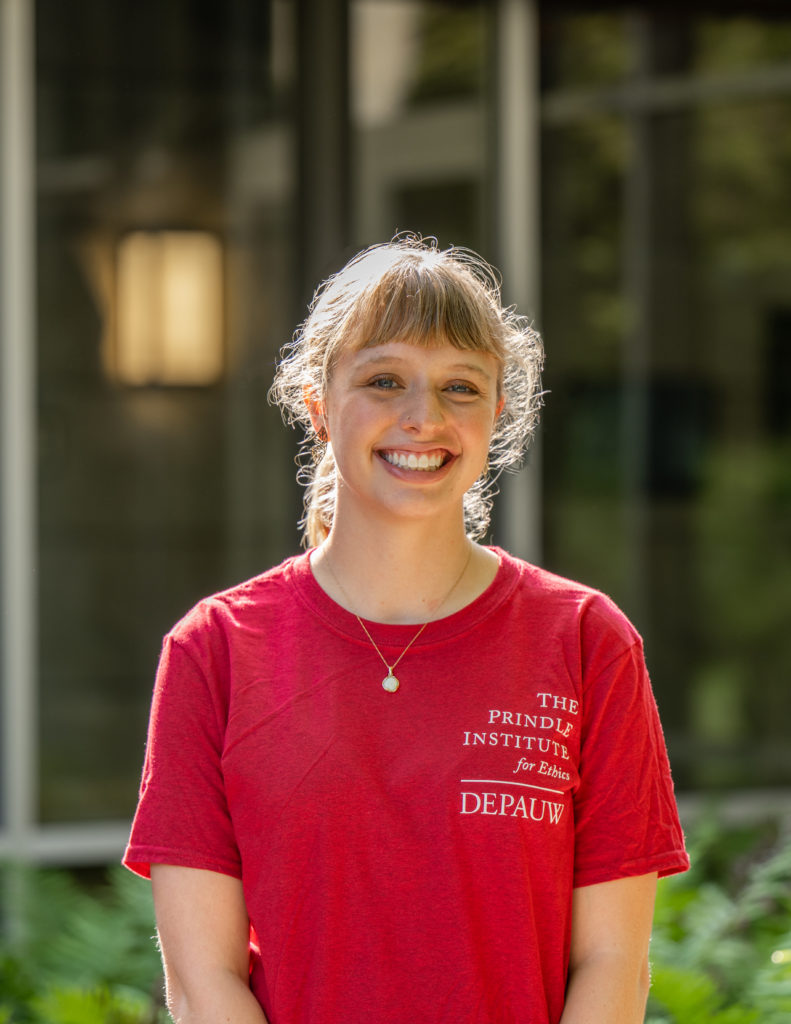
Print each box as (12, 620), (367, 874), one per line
(382, 450), (445, 471)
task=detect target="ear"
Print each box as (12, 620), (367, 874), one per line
(495, 395), (506, 419)
(303, 385), (328, 439)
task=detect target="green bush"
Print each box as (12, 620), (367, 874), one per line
(1, 817), (789, 1022)
(0, 865), (166, 1024)
(647, 815), (791, 1023)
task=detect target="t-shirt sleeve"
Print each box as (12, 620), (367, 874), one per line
(572, 600), (689, 888)
(123, 630), (242, 880)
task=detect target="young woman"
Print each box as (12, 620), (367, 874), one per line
(124, 237), (689, 1024)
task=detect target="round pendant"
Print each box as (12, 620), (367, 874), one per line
(382, 673), (400, 693)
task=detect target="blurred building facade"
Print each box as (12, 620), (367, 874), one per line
(1, 0), (790, 864)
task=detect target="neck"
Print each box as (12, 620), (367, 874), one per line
(311, 497), (500, 622)
(313, 511), (478, 624)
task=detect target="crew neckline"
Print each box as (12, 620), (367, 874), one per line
(287, 546), (522, 649)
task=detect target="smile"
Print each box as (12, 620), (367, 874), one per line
(379, 449), (450, 472)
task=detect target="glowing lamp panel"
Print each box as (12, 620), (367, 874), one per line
(115, 231), (224, 386)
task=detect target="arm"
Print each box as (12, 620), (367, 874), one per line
(151, 864), (269, 1024)
(559, 872), (658, 1024)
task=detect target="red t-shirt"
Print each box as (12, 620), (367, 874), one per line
(124, 549), (688, 1024)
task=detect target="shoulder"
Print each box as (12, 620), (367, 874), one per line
(166, 552), (309, 650)
(493, 548), (642, 652)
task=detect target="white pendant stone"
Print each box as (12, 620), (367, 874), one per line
(382, 673), (400, 693)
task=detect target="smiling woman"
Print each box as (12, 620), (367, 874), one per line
(269, 236), (542, 544)
(124, 235), (688, 1024)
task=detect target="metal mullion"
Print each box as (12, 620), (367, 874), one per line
(1, 0), (37, 858)
(619, 13), (653, 631)
(494, 0), (542, 564)
(0, 822), (131, 866)
(542, 64), (791, 126)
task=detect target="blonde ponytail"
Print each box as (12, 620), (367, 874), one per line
(303, 445), (335, 548)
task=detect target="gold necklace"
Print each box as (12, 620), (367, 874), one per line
(322, 543), (473, 693)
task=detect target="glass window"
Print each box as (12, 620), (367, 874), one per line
(541, 9), (791, 790)
(350, 0), (490, 253)
(540, 12), (629, 90)
(18, 0), (791, 839)
(35, 0), (297, 822)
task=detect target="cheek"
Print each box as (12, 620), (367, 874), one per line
(328, 400), (362, 438)
(326, 402), (374, 461)
(469, 404), (499, 439)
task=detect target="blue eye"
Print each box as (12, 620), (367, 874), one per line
(370, 376), (399, 389)
(447, 382), (478, 394)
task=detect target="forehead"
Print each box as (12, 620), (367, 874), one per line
(336, 338), (500, 377)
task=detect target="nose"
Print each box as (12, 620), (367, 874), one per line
(400, 384), (444, 432)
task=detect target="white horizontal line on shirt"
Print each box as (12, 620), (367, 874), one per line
(460, 779), (565, 795)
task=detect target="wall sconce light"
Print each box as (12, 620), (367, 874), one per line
(113, 230), (224, 386)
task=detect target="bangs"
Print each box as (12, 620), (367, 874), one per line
(339, 259), (506, 360)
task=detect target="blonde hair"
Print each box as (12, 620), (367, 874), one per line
(269, 235), (543, 546)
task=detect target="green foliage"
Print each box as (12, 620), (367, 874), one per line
(407, 7), (486, 105)
(3, 820), (790, 1022)
(30, 987), (162, 1024)
(0, 865), (166, 1024)
(647, 816), (791, 1023)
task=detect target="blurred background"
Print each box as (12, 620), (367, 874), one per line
(2, 0), (790, 872)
